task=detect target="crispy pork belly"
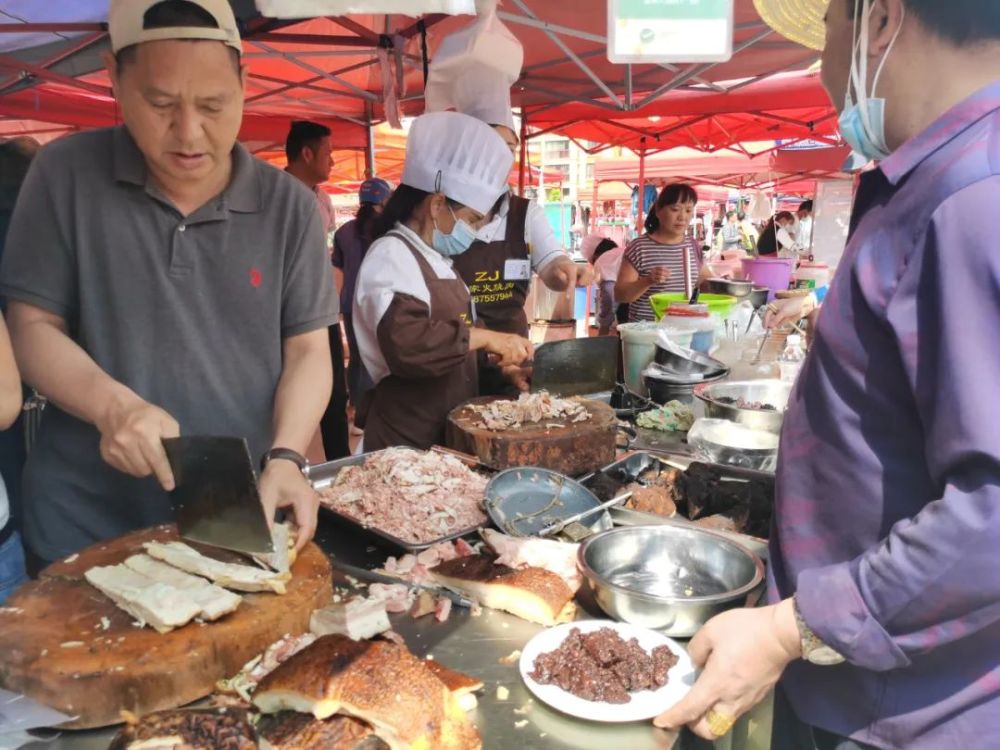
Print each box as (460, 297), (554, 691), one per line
(109, 708), (257, 750)
(429, 555), (576, 626)
(123, 554), (242, 621)
(309, 598), (390, 641)
(254, 523), (298, 574)
(217, 633), (318, 702)
(425, 661), (484, 712)
(84, 565), (202, 633)
(480, 529), (582, 590)
(253, 635), (481, 750)
(144, 541), (290, 594)
(257, 712), (387, 750)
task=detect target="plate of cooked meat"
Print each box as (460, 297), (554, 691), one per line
(519, 620), (694, 722)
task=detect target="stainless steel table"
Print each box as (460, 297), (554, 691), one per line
(24, 510), (772, 750)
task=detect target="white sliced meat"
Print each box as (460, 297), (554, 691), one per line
(84, 565), (202, 634)
(123, 554), (242, 621)
(480, 529), (582, 591)
(143, 541), (290, 594)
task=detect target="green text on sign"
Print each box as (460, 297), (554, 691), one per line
(618, 0), (729, 20)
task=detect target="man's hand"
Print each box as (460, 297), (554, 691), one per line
(485, 332), (534, 368)
(645, 267), (672, 284)
(654, 599), (801, 740)
(765, 293), (817, 330)
(97, 394), (180, 490)
(546, 260), (595, 290)
(501, 365), (532, 392)
(258, 458), (319, 552)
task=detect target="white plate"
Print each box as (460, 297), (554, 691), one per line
(519, 620), (695, 723)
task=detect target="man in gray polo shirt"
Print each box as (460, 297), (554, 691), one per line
(0, 0), (337, 564)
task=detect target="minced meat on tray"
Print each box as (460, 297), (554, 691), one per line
(530, 627), (678, 704)
(318, 448), (488, 544)
(467, 391), (592, 431)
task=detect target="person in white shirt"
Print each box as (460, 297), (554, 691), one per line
(581, 234), (625, 336)
(353, 113), (532, 451)
(793, 199), (814, 255)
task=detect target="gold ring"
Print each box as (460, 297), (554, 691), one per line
(705, 707), (737, 737)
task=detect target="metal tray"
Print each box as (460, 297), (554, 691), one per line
(579, 451), (771, 559)
(307, 448), (490, 553)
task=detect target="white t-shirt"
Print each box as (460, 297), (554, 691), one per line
(475, 195), (567, 273)
(0, 473), (8, 530)
(594, 247), (625, 284)
(353, 224), (469, 385)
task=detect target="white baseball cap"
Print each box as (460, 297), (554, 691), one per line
(402, 112), (514, 215)
(108, 0), (243, 55)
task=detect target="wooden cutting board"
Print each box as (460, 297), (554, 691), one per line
(445, 397), (617, 477)
(0, 525), (331, 729)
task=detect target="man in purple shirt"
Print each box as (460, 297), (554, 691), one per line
(657, 1), (1000, 748)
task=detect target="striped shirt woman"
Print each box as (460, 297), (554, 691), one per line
(622, 235), (701, 322)
(616, 182), (709, 323)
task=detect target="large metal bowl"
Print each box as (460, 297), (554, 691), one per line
(694, 379), (793, 434)
(579, 525), (764, 636)
(484, 468), (612, 537)
(704, 277), (753, 298)
(653, 345), (728, 378)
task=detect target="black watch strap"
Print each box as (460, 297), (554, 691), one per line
(260, 447), (308, 473)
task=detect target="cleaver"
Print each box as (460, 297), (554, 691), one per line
(530, 336), (619, 397)
(162, 436), (274, 556)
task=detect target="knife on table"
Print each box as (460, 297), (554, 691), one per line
(162, 436), (275, 556)
(331, 559), (475, 609)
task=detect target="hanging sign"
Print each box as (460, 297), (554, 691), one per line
(607, 0), (734, 64)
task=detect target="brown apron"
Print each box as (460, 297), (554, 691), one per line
(361, 232), (478, 452)
(451, 194), (531, 337)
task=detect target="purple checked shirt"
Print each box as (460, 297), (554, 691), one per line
(768, 81), (1000, 749)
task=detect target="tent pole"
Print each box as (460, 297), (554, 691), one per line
(590, 178), (599, 233)
(365, 102), (375, 178)
(518, 111), (528, 197)
(636, 137), (647, 235)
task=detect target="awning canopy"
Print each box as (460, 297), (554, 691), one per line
(0, 1), (826, 143)
(594, 143), (852, 193)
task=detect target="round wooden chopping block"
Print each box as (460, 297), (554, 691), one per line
(445, 396), (617, 476)
(0, 525), (331, 729)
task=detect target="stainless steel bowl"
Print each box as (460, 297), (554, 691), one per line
(579, 525), (764, 636)
(686, 418), (779, 472)
(704, 278), (753, 298)
(653, 345), (728, 378)
(694, 379), (793, 434)
(484, 468), (612, 537)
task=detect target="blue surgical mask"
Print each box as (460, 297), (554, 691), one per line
(838, 0), (905, 162)
(432, 206), (478, 257)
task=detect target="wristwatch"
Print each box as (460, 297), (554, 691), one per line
(260, 447), (309, 475)
(794, 596), (846, 666)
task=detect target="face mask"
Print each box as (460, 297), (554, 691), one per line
(432, 206), (478, 257)
(838, 0), (906, 162)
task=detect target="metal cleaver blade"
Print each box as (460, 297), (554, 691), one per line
(162, 436), (274, 556)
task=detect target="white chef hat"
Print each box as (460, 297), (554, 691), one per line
(402, 111), (514, 215)
(424, 5), (521, 132)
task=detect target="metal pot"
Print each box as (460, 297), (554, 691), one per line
(694, 379), (792, 434)
(704, 277), (753, 299)
(579, 525), (764, 636)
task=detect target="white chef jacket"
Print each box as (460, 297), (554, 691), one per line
(475, 194), (568, 273)
(353, 223), (470, 385)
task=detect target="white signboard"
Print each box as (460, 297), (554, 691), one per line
(255, 0), (476, 18)
(607, 0), (733, 63)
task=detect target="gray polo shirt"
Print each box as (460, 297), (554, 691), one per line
(0, 126), (338, 560)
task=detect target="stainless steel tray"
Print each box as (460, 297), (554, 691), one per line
(580, 451), (771, 559)
(307, 448), (489, 553)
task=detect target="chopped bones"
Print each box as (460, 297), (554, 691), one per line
(318, 448), (488, 544)
(467, 392), (592, 431)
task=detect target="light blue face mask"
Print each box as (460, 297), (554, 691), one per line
(432, 205), (478, 257)
(838, 0), (906, 163)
